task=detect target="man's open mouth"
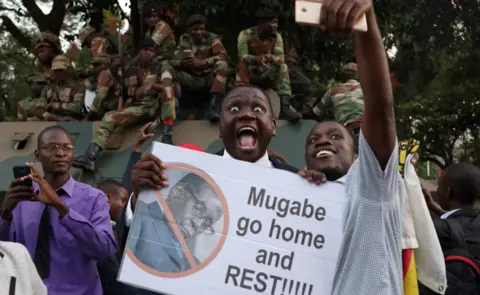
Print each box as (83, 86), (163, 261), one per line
(237, 126), (258, 151)
(315, 149), (335, 159)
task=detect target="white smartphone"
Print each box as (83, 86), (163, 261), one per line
(295, 0), (368, 32)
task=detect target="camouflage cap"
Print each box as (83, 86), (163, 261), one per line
(79, 25), (96, 45)
(26, 73), (47, 84)
(33, 31), (61, 52)
(51, 54), (72, 70)
(91, 54), (111, 65)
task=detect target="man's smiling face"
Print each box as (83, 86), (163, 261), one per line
(219, 86), (276, 163)
(305, 121), (356, 181)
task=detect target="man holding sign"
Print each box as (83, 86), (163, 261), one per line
(302, 0), (403, 294)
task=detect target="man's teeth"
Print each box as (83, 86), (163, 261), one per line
(316, 150), (333, 157)
(239, 126), (255, 133)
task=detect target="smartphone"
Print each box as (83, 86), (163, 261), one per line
(295, 0), (368, 32)
(12, 166), (33, 187)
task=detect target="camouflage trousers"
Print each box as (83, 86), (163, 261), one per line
(17, 97), (38, 121)
(157, 60), (177, 124)
(166, 60), (229, 96)
(235, 61), (292, 96)
(92, 101), (156, 149)
(288, 66), (317, 115)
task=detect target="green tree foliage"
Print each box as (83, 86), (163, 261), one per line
(0, 0), (479, 165)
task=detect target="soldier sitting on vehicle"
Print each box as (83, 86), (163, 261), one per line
(167, 14), (230, 122)
(311, 62), (364, 136)
(84, 54), (121, 120)
(17, 74), (47, 121)
(33, 31), (63, 82)
(236, 9), (301, 122)
(73, 39), (173, 172)
(33, 55), (86, 122)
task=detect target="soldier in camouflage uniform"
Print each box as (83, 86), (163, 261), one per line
(34, 55), (86, 121)
(142, 5), (176, 61)
(236, 9), (301, 122)
(79, 25), (119, 56)
(282, 31), (317, 117)
(168, 14), (230, 122)
(311, 62), (364, 136)
(33, 32), (63, 81)
(84, 54), (121, 120)
(17, 74), (47, 121)
(73, 39), (172, 172)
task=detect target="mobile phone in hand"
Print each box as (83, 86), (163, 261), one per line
(295, 0), (368, 32)
(12, 166), (33, 187)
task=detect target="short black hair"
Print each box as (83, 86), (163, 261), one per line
(255, 9), (278, 20)
(442, 163), (480, 206)
(97, 179), (126, 196)
(37, 126), (72, 149)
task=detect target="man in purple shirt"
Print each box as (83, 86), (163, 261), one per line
(0, 126), (116, 295)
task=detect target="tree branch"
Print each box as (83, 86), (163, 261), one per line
(0, 15), (31, 50)
(0, 5), (28, 17)
(48, 0), (67, 33)
(20, 0), (45, 25)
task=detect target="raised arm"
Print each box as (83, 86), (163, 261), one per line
(355, 10), (396, 168)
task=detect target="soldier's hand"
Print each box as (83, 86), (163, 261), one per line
(320, 0), (372, 35)
(134, 122), (155, 151)
(131, 154), (168, 208)
(2, 178), (36, 221)
(264, 53), (273, 63)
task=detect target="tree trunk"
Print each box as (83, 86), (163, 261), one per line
(130, 0), (141, 53)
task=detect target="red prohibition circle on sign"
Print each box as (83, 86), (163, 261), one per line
(125, 162), (230, 278)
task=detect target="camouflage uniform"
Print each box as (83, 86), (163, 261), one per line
(88, 54), (121, 117)
(73, 45), (169, 172)
(17, 74), (47, 121)
(32, 32), (63, 82)
(236, 26), (300, 121)
(312, 79), (364, 134)
(35, 55), (86, 121)
(283, 32), (317, 116)
(145, 20), (176, 61)
(169, 30), (229, 121)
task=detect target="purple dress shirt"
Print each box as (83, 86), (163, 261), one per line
(0, 177), (116, 295)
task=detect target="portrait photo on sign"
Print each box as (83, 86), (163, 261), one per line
(125, 163), (229, 277)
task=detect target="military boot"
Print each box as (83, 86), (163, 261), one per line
(279, 95), (302, 122)
(72, 143), (102, 172)
(206, 94), (222, 123)
(161, 124), (174, 145)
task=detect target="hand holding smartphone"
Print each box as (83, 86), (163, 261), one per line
(295, 0), (368, 32)
(12, 165), (33, 187)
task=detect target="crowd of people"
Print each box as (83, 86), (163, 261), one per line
(2, 0), (479, 294)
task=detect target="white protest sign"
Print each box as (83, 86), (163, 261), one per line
(118, 142), (346, 295)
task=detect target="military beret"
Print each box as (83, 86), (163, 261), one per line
(51, 54), (72, 71)
(138, 39), (156, 50)
(33, 31), (62, 52)
(185, 14), (207, 28)
(142, 3), (168, 16)
(255, 9), (278, 20)
(91, 54), (112, 65)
